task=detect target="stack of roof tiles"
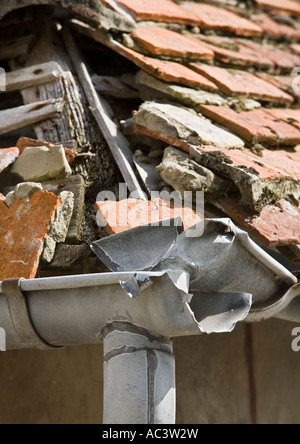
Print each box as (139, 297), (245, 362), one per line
(106, 0), (300, 261)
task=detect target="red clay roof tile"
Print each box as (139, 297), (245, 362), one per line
(182, 2), (263, 37)
(193, 36), (274, 70)
(110, 41), (218, 91)
(0, 147), (19, 173)
(239, 39), (300, 72)
(131, 26), (214, 61)
(0, 190), (60, 280)
(251, 13), (300, 41)
(188, 64), (294, 104)
(116, 0), (199, 25)
(255, 0), (300, 17)
(265, 109), (300, 131)
(200, 106), (300, 146)
(95, 198), (201, 235)
(219, 197), (300, 247)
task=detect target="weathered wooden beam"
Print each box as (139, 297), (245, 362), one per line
(0, 99), (64, 136)
(43, 244), (90, 270)
(4, 62), (62, 93)
(62, 26), (146, 200)
(0, 35), (35, 61)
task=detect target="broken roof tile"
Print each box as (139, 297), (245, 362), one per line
(0, 147), (19, 173)
(251, 13), (300, 41)
(130, 26), (214, 61)
(0, 190), (60, 280)
(116, 0), (199, 25)
(190, 145), (300, 211)
(199, 105), (300, 146)
(95, 197), (202, 235)
(134, 102), (245, 152)
(254, 0), (300, 17)
(111, 42), (218, 91)
(188, 64), (294, 105)
(182, 2), (263, 37)
(219, 197), (300, 247)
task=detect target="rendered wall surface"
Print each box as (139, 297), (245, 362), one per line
(0, 319), (299, 424)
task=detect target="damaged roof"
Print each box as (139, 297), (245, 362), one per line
(0, 0), (300, 282)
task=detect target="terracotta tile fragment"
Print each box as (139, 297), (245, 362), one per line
(0, 148), (19, 173)
(0, 190), (60, 280)
(131, 26), (214, 60)
(219, 197), (300, 247)
(110, 42), (218, 91)
(189, 64), (294, 104)
(182, 2), (263, 37)
(95, 198), (202, 234)
(200, 105), (300, 146)
(116, 0), (199, 25)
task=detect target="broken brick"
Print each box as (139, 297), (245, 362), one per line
(116, 0), (199, 25)
(95, 197), (202, 235)
(189, 64), (293, 105)
(0, 147), (19, 173)
(111, 42), (218, 91)
(0, 190), (60, 280)
(219, 197), (300, 247)
(131, 26), (214, 61)
(199, 105), (300, 146)
(182, 2), (263, 37)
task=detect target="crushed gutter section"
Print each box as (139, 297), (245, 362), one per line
(91, 218), (296, 334)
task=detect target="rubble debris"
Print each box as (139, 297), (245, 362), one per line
(157, 146), (231, 200)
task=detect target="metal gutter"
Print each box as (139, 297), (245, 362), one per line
(0, 218), (298, 423)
